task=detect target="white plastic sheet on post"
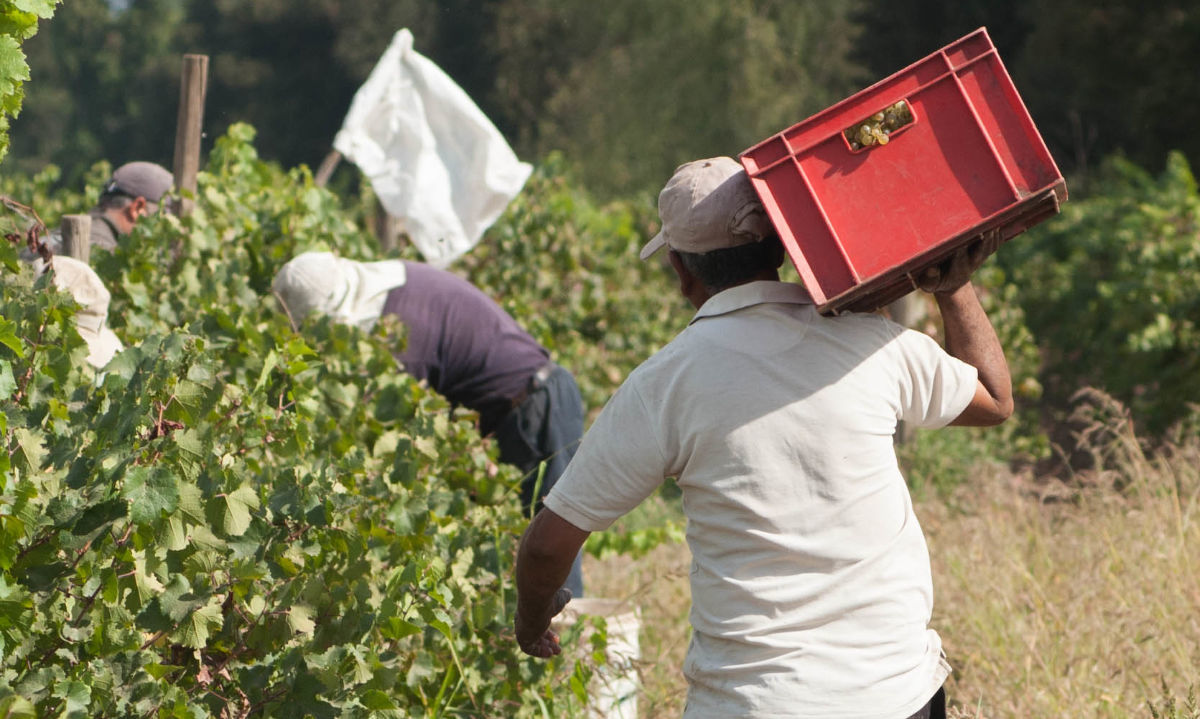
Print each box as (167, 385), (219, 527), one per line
(333, 28), (532, 267)
(551, 598), (641, 719)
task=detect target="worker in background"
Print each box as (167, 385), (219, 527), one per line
(18, 161), (174, 265)
(88, 161), (174, 252)
(272, 252), (587, 597)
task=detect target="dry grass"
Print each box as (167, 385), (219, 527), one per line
(585, 439), (1200, 718)
(582, 495), (693, 717)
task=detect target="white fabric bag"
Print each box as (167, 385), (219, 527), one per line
(333, 28), (532, 267)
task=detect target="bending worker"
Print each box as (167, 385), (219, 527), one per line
(513, 157), (1012, 718)
(273, 253), (586, 596)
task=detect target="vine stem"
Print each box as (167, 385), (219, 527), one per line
(11, 318), (47, 404)
(70, 522), (135, 626)
(244, 686), (289, 716)
(139, 631), (166, 651)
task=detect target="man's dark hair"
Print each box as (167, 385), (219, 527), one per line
(95, 192), (136, 212)
(674, 234), (784, 294)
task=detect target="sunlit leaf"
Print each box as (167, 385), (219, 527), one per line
(287, 604), (316, 636)
(121, 467), (180, 524)
(220, 485), (259, 536)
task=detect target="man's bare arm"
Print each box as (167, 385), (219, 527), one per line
(916, 232), (1013, 427)
(935, 282), (1013, 426)
(515, 508), (590, 657)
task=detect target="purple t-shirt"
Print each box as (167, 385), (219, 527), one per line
(382, 262), (549, 434)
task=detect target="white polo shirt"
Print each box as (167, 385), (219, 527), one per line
(543, 281), (978, 718)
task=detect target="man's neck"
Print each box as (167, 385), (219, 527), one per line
(695, 270), (782, 306)
(98, 210), (127, 237)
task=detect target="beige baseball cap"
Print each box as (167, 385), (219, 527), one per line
(639, 156), (774, 260)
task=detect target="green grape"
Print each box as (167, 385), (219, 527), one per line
(845, 100), (911, 150)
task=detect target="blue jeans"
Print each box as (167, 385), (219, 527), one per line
(493, 364), (586, 596)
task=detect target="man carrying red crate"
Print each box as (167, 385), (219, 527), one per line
(514, 156), (1011, 718)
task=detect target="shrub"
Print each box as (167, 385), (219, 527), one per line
(998, 151), (1200, 438)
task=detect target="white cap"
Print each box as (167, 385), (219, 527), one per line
(272, 251), (408, 331)
(40, 256), (124, 368)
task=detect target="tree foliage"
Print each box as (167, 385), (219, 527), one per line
(1012, 2), (1200, 185)
(8, 0), (181, 178)
(8, 0), (871, 197)
(852, 0), (1200, 188)
(12, 0), (1200, 200)
(493, 0), (868, 197)
(998, 151), (1200, 437)
(179, 0), (443, 180)
(851, 0), (1029, 81)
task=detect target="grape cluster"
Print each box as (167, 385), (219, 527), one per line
(844, 100), (913, 150)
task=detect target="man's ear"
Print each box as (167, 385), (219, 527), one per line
(118, 197), (147, 227)
(668, 250), (708, 309)
(667, 250), (693, 296)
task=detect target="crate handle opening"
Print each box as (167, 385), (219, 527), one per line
(843, 100), (915, 152)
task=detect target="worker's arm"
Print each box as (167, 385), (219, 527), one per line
(514, 508), (591, 658)
(918, 232), (1013, 426)
(935, 283), (1013, 426)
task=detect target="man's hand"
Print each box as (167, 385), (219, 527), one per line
(916, 229), (1003, 295)
(514, 508), (589, 658)
(515, 587), (572, 658)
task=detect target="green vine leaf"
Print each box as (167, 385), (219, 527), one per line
(0, 318), (23, 358)
(176, 598), (223, 649)
(0, 35), (30, 97)
(121, 467), (180, 523)
(131, 551), (166, 605)
(0, 574), (33, 650)
(219, 485), (259, 537)
(0, 695), (37, 719)
(12, 0), (57, 16)
(176, 481), (205, 524)
(286, 603), (315, 636)
(53, 679), (91, 717)
(0, 359), (15, 398)
(9, 427), (45, 476)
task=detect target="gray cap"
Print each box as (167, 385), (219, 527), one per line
(105, 162), (174, 203)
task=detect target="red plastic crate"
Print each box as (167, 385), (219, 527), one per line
(739, 27), (1066, 315)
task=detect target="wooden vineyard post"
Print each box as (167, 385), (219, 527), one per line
(314, 150), (342, 188)
(172, 54), (209, 217)
(61, 214), (91, 263)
